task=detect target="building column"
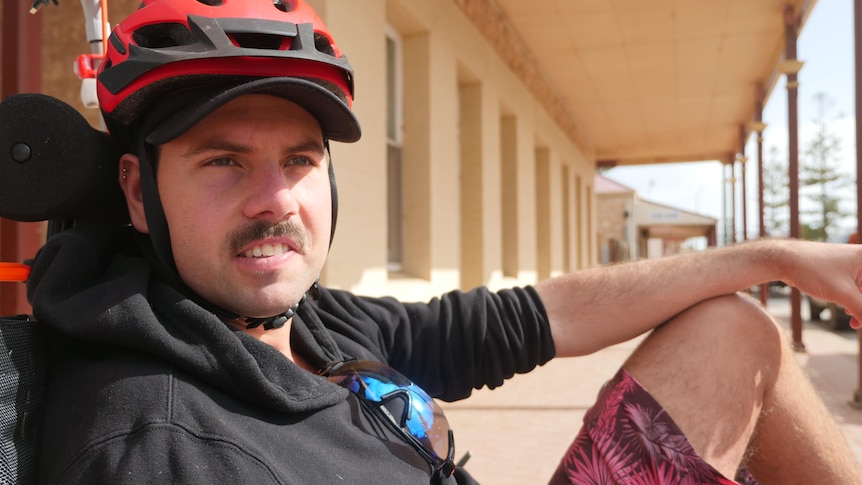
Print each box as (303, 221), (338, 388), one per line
(750, 86), (768, 307)
(721, 158), (736, 245)
(730, 157), (737, 244)
(782, 4), (805, 351)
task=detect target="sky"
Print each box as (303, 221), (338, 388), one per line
(603, 0), (857, 244)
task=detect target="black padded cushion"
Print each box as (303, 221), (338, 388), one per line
(0, 93), (128, 225)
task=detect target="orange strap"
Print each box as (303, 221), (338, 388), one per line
(0, 263), (31, 282)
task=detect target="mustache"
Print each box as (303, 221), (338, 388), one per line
(230, 219), (307, 255)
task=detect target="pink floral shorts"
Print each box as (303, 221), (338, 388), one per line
(549, 369), (758, 485)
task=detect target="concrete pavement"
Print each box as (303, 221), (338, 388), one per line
(439, 292), (862, 484)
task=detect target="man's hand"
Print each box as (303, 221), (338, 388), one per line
(774, 239), (862, 329)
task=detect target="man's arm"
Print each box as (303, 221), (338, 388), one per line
(535, 238), (862, 357)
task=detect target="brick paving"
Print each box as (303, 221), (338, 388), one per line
(439, 293), (862, 484)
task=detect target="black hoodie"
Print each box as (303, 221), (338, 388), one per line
(28, 226), (555, 484)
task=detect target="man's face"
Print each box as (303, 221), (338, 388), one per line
(138, 95), (332, 318)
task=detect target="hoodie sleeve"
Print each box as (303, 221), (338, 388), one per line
(313, 286), (556, 402)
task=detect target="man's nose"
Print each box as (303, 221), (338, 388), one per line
(242, 165), (299, 221)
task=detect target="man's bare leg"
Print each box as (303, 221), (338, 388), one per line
(623, 293), (862, 483)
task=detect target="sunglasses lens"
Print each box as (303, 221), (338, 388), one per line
(327, 360), (453, 468)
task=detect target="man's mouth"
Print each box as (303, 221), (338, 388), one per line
(241, 242), (292, 258)
(231, 220), (307, 259)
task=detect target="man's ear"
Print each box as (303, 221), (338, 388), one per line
(119, 154), (149, 234)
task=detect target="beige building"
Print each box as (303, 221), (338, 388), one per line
(2, 0), (815, 311)
(22, 0), (598, 304)
(311, 0), (596, 301)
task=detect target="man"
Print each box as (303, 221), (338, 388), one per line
(28, 0), (862, 483)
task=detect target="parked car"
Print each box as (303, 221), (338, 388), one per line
(808, 295), (851, 331)
(807, 231), (856, 331)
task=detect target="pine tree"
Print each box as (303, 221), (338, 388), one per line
(799, 92), (855, 242)
(762, 146), (789, 237)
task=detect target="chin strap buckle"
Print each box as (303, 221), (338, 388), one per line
(238, 278), (321, 331)
(242, 292), (309, 330)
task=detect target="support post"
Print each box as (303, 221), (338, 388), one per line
(782, 4), (805, 352)
(739, 125), (748, 242)
(728, 157), (737, 244)
(852, 0), (862, 408)
(752, 85), (769, 307)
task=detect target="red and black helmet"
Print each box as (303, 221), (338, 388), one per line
(97, 0), (360, 145)
(96, 0), (355, 328)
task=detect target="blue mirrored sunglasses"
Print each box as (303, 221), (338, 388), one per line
(324, 359), (456, 477)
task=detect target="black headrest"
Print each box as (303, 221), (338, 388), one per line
(0, 93), (128, 225)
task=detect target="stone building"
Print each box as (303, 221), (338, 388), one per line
(596, 173), (718, 263)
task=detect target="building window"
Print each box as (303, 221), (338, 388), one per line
(386, 27), (404, 270)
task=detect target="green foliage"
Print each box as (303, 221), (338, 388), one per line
(800, 92), (855, 241)
(763, 146), (789, 237)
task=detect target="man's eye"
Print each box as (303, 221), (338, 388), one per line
(287, 156), (314, 167)
(205, 157), (236, 167)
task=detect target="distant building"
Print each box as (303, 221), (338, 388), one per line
(595, 174), (718, 263)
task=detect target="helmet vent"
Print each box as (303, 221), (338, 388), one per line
(273, 0), (296, 13)
(195, 0), (224, 6)
(313, 33), (335, 57)
(133, 23), (195, 48)
(230, 33), (286, 50)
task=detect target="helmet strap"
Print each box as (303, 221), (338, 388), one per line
(136, 133), (178, 275)
(325, 139), (338, 248)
